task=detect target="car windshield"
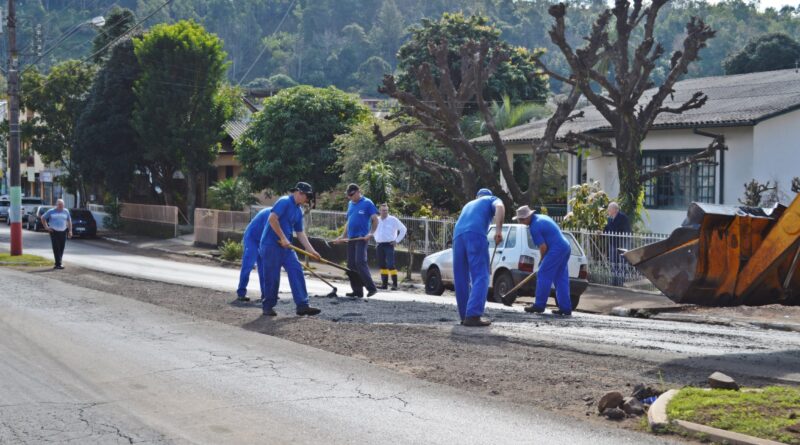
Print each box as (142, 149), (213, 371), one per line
(0, 201), (9, 207)
(22, 198), (42, 204)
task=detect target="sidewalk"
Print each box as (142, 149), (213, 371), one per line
(98, 232), (800, 330)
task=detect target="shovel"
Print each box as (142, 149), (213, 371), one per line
(288, 244), (364, 290)
(499, 271), (537, 307)
(300, 262), (339, 298)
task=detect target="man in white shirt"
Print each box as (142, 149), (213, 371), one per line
(374, 203), (407, 290)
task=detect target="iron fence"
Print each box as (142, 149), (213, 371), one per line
(568, 230), (669, 292)
(304, 210), (456, 255)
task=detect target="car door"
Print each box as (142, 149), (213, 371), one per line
(487, 225), (513, 273)
(438, 249), (455, 282)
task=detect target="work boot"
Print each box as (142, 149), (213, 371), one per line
(296, 306), (321, 316)
(463, 316), (492, 327)
(379, 275), (389, 289)
(263, 308), (277, 316)
(391, 274), (398, 290)
(524, 305), (545, 314)
(552, 309), (572, 316)
(378, 283), (389, 290)
(345, 292), (360, 297)
(367, 289), (378, 297)
(236, 295), (251, 302)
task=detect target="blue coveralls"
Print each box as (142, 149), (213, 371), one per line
(529, 214), (572, 312)
(346, 196), (379, 296)
(237, 207), (272, 298)
(452, 195), (498, 320)
(259, 195), (310, 312)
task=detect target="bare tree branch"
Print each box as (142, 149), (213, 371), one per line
(638, 133), (725, 183)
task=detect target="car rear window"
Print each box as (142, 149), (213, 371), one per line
(526, 229), (583, 256)
(0, 201), (9, 207)
(70, 209), (93, 219)
(22, 198), (43, 205)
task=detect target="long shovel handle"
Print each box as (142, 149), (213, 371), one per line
(501, 271), (537, 300)
(300, 262), (337, 292)
(489, 243), (499, 274)
(288, 244), (352, 274)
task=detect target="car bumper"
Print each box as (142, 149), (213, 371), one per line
(510, 270), (589, 296)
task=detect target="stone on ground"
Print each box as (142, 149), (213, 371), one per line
(708, 371), (740, 390)
(598, 391), (624, 413)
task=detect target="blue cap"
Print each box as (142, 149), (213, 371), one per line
(476, 188), (493, 197)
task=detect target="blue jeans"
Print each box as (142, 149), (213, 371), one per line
(261, 244), (310, 311)
(237, 240), (264, 298)
(376, 242), (396, 269)
(347, 239), (377, 296)
(533, 248), (571, 312)
(452, 232), (489, 320)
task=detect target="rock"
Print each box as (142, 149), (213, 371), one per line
(622, 397), (645, 416)
(582, 395), (594, 402)
(708, 372), (740, 390)
(603, 407), (626, 420)
(598, 391), (624, 413)
(787, 422), (800, 434)
(631, 383), (660, 400)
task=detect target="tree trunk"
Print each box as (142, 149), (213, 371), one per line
(616, 145), (643, 222)
(527, 149), (548, 206)
(186, 171), (196, 225)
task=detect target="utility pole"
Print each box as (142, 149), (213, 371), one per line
(7, 0), (22, 255)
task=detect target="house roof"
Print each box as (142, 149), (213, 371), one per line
(474, 68), (800, 144)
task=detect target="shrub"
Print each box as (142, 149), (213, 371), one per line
(561, 181), (610, 231)
(219, 238), (244, 261)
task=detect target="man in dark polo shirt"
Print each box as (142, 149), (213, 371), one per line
(334, 183), (379, 297)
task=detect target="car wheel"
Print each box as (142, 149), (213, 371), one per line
(425, 267), (445, 296)
(492, 270), (515, 304)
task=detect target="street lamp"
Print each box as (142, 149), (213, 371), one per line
(5, 7), (105, 255)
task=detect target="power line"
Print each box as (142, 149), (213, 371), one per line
(236, 0), (298, 86)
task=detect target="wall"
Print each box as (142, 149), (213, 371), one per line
(752, 108), (800, 201)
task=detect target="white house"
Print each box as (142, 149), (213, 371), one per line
(477, 68), (800, 234)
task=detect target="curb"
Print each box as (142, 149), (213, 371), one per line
(652, 312), (800, 333)
(671, 420), (787, 445)
(648, 389), (788, 445)
(647, 389), (677, 431)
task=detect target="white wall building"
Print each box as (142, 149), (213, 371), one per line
(477, 68), (800, 234)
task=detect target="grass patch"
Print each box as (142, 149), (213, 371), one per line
(667, 386), (800, 444)
(0, 253), (52, 267)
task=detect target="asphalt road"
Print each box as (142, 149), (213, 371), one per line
(3, 228), (800, 385)
(0, 267), (681, 444)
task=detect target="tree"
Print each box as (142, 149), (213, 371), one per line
(237, 85), (370, 194)
(369, 0), (407, 65)
(396, 13), (548, 106)
(75, 36), (143, 198)
(21, 61), (97, 205)
(207, 177), (258, 211)
(132, 20), (233, 220)
(539, 0), (725, 218)
(358, 160), (395, 205)
(91, 7), (138, 63)
(723, 33), (800, 75)
(356, 56), (392, 94)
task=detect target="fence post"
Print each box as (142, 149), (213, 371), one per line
(423, 217), (429, 254)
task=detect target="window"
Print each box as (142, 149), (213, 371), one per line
(504, 227), (517, 249)
(642, 150), (715, 210)
(225, 166), (234, 179)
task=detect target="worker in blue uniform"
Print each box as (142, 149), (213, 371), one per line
(334, 183), (380, 298)
(513, 205), (572, 316)
(236, 206), (272, 302)
(260, 182), (322, 317)
(452, 188), (505, 327)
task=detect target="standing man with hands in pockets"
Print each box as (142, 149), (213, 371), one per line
(374, 203), (407, 290)
(334, 183), (380, 298)
(41, 199), (72, 270)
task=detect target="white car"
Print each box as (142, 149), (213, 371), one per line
(420, 224), (589, 309)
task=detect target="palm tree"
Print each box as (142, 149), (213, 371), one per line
(207, 177), (258, 211)
(358, 161), (395, 205)
(480, 94), (549, 133)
